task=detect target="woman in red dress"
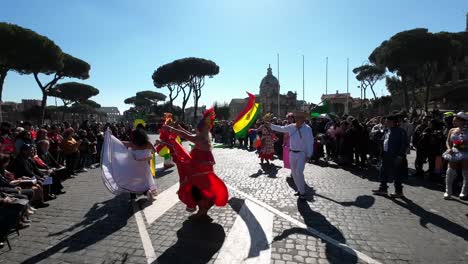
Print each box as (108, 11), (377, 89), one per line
(159, 108), (228, 221)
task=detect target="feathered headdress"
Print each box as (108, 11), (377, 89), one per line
(197, 108), (216, 131)
(163, 113), (173, 125)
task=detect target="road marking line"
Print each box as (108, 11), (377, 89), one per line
(143, 183), (180, 225)
(216, 200), (273, 264)
(133, 203), (157, 264)
(226, 184), (383, 264)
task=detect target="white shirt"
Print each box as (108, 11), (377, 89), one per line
(270, 123), (314, 158)
(383, 129), (390, 152)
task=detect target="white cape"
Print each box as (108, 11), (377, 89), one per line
(101, 129), (155, 195)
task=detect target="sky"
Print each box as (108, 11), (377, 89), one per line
(1, 0), (467, 114)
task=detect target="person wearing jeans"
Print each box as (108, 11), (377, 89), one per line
(373, 114), (408, 198)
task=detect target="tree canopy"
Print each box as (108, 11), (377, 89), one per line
(0, 22), (63, 102)
(152, 57), (219, 122)
(136, 90), (166, 104)
(125, 90), (166, 115)
(352, 64), (385, 100)
(369, 28), (465, 110)
(48, 82), (99, 106)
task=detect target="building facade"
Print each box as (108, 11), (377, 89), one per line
(100, 107), (121, 123)
(321, 91), (354, 115)
(229, 65), (298, 119)
(21, 99), (41, 111)
(184, 105), (206, 124)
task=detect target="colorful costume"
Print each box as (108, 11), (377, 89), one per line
(156, 113), (176, 169)
(160, 109), (228, 211)
(258, 125), (276, 161)
(442, 128), (468, 161)
(101, 129), (156, 195)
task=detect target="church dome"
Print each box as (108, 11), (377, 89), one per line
(260, 65), (279, 89)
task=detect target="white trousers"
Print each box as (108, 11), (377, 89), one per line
(290, 151), (306, 194)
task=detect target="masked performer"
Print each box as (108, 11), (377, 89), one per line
(158, 108), (228, 221)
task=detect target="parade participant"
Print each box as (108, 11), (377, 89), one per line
(155, 113), (176, 169)
(258, 124), (276, 165)
(160, 108), (228, 221)
(372, 114), (408, 198)
(268, 111), (314, 200)
(442, 112), (468, 200)
(101, 128), (157, 201)
(282, 113), (295, 169)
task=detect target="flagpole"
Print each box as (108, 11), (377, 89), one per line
(302, 55), (305, 111)
(277, 53), (280, 117)
(325, 57), (328, 95)
(346, 58), (349, 114)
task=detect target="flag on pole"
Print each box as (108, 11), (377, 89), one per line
(233, 92), (261, 138)
(150, 153), (157, 177)
(310, 100), (330, 118)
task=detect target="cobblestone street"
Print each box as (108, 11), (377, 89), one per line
(1, 141), (467, 264)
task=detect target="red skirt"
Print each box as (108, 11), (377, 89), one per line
(169, 142), (228, 209)
(259, 153), (274, 160)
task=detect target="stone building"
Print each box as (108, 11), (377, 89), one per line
(229, 65), (298, 119)
(321, 91), (354, 115)
(100, 107), (121, 123)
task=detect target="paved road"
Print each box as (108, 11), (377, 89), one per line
(1, 137), (467, 264)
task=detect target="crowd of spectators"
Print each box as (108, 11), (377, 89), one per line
(212, 110), (465, 190)
(0, 120), (134, 248)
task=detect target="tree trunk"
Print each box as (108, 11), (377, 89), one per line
(0, 68), (8, 102)
(33, 73), (61, 125)
(369, 84), (377, 100)
(410, 86), (418, 107)
(40, 89), (48, 125)
(169, 91), (174, 112)
(193, 90), (199, 125)
(402, 85), (409, 110)
(0, 69), (8, 122)
(424, 85), (431, 112)
(181, 86), (192, 123)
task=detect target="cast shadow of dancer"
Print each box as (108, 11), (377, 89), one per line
(285, 174), (375, 208)
(250, 164), (282, 179)
(229, 197), (270, 259)
(315, 194), (375, 209)
(21, 195), (133, 264)
(389, 197), (468, 241)
(155, 220), (225, 264)
(286, 176), (315, 202)
(154, 168), (174, 179)
(273, 200), (358, 264)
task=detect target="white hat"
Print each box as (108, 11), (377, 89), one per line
(454, 112), (468, 121)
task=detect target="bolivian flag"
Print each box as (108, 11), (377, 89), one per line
(150, 153), (157, 177)
(233, 92), (260, 138)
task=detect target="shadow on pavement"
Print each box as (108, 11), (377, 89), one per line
(228, 197), (269, 259)
(154, 168), (174, 179)
(154, 220), (225, 264)
(286, 176), (315, 202)
(21, 195), (133, 264)
(315, 193), (375, 209)
(273, 200), (358, 264)
(389, 197), (468, 241)
(249, 164), (282, 179)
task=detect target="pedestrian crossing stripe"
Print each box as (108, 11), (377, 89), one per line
(133, 182), (382, 264)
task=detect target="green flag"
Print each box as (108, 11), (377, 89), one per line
(310, 100), (330, 117)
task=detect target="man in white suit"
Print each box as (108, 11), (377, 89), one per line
(268, 112), (314, 200)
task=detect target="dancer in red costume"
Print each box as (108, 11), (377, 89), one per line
(157, 108), (228, 221)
